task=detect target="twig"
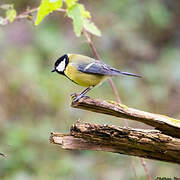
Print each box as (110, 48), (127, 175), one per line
(71, 96), (180, 138)
(50, 122), (180, 164)
(140, 158), (151, 180)
(1, 7), (38, 25)
(0, 152), (7, 158)
(1, 7), (66, 25)
(16, 7), (38, 19)
(82, 29), (122, 104)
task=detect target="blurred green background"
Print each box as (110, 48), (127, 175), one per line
(0, 0), (180, 179)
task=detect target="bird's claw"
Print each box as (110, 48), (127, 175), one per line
(73, 96), (81, 103)
(70, 93), (90, 103)
(70, 93), (80, 102)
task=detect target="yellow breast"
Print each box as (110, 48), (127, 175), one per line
(64, 63), (106, 87)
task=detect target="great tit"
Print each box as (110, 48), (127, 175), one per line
(51, 54), (141, 102)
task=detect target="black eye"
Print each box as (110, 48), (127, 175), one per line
(55, 60), (60, 67)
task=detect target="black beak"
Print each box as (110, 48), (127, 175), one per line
(51, 68), (56, 72)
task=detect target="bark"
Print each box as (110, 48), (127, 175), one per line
(50, 122), (180, 164)
(71, 97), (180, 138)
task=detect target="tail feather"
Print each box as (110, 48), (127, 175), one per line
(111, 69), (142, 78)
(119, 71), (142, 78)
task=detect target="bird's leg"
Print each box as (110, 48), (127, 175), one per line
(73, 86), (92, 102)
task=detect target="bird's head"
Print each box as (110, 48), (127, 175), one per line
(51, 54), (69, 74)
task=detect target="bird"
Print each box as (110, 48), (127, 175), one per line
(51, 54), (141, 102)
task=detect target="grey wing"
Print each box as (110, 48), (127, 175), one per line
(77, 61), (119, 76)
(72, 61), (142, 78)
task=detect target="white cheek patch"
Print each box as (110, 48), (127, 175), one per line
(56, 59), (66, 72)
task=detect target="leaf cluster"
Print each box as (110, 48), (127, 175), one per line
(35, 0), (101, 36)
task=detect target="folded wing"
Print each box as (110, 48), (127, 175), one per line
(76, 61), (141, 78)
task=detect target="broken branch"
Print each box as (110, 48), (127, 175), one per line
(71, 97), (180, 138)
(50, 122), (180, 164)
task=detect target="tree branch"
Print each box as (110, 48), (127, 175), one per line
(71, 96), (180, 138)
(1, 7), (66, 25)
(50, 122), (180, 164)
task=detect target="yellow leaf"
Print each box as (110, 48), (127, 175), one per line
(78, 4), (91, 19)
(6, 9), (16, 22)
(35, 0), (63, 26)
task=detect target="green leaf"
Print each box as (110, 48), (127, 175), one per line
(83, 19), (101, 36)
(6, 9), (16, 22)
(67, 4), (83, 37)
(65, 0), (78, 8)
(35, 0), (63, 26)
(78, 4), (91, 19)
